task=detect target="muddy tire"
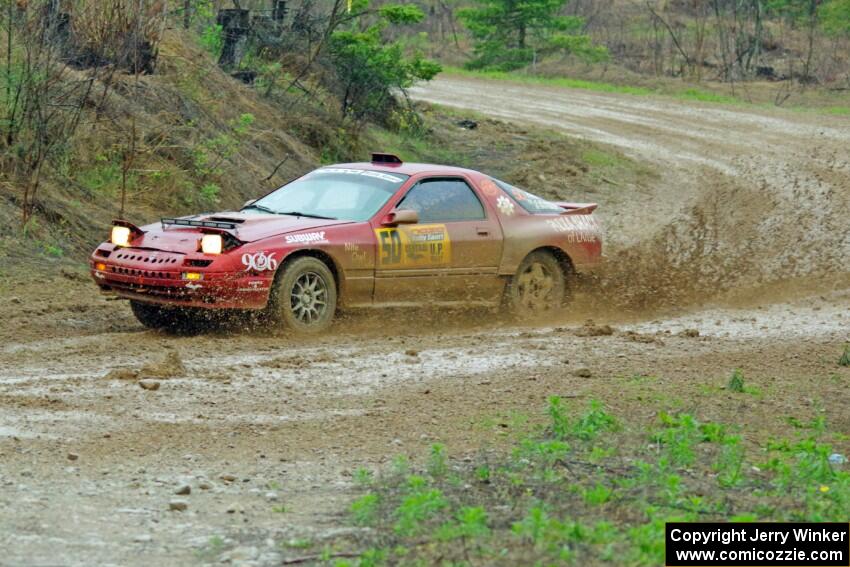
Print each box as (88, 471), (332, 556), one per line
(506, 251), (567, 319)
(268, 256), (337, 334)
(130, 301), (180, 330)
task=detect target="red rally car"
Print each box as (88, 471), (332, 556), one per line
(90, 153), (603, 333)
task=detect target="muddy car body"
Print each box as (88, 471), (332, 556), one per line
(90, 154), (603, 332)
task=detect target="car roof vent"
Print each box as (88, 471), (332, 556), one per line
(371, 152), (403, 165)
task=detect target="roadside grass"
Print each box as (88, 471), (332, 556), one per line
(443, 65), (741, 105)
(317, 396), (849, 566)
(581, 148), (626, 169)
(442, 66), (850, 116)
(814, 106), (850, 116)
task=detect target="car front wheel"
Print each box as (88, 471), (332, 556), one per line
(268, 256), (337, 334)
(130, 300), (180, 330)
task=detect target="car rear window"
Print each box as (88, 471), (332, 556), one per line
(492, 178), (563, 214)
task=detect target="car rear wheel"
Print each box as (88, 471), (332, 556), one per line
(506, 251), (567, 319)
(268, 256), (337, 334)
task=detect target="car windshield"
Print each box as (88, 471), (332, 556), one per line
(245, 168), (409, 222)
(492, 178), (564, 214)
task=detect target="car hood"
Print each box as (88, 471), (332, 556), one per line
(134, 212), (351, 253)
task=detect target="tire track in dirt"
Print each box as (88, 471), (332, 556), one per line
(411, 76), (850, 307)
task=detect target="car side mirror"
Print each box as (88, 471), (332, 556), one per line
(382, 208), (419, 226)
(242, 199), (256, 208)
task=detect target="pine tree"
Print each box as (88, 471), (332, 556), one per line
(457, 0), (606, 71)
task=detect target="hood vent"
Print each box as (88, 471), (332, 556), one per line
(207, 216), (246, 224)
(161, 217), (238, 230)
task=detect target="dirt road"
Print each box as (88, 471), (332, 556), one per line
(412, 75), (850, 295)
(1, 77), (848, 566)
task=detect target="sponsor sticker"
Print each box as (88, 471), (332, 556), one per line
(547, 216), (602, 243)
(479, 178), (501, 197)
(285, 231), (328, 245)
(242, 251), (278, 272)
(496, 195), (516, 216)
(237, 280), (269, 292)
(374, 224), (452, 267)
(344, 242), (370, 267)
(313, 168), (404, 183)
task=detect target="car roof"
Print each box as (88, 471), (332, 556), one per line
(325, 162), (482, 177)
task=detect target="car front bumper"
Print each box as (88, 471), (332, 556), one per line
(90, 252), (272, 310)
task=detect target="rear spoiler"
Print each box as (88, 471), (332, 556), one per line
(555, 202), (597, 215)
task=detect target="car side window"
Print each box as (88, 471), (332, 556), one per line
(398, 178), (485, 222)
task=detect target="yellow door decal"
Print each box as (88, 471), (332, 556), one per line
(375, 224), (452, 267)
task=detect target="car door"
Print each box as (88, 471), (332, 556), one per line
(373, 176), (504, 304)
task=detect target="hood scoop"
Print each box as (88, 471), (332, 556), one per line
(206, 216), (246, 224)
(161, 217), (240, 230)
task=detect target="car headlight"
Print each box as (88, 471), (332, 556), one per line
(201, 234), (223, 255)
(111, 225), (131, 247)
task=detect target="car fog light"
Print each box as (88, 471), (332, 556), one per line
(111, 225), (131, 247)
(95, 262), (107, 271)
(201, 234), (223, 255)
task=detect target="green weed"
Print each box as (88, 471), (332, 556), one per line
(728, 368), (746, 392)
(428, 443), (448, 478)
(392, 455), (410, 476)
(351, 493), (379, 525)
(517, 438), (571, 466)
(194, 535), (226, 561)
(839, 345), (850, 367)
(436, 506), (490, 540)
(354, 467), (374, 485)
(714, 436), (745, 487)
(334, 398), (848, 564)
(511, 505), (551, 547)
(394, 488), (448, 536)
(582, 483), (614, 505)
(548, 397), (617, 441)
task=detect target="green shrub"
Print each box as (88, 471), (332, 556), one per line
(200, 24), (224, 58)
